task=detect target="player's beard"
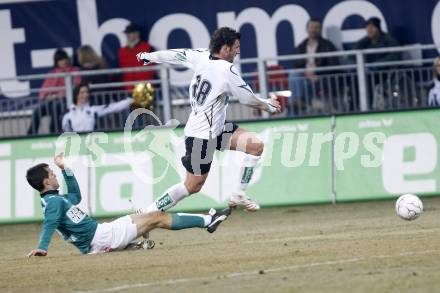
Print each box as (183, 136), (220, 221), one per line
(436, 73), (440, 81)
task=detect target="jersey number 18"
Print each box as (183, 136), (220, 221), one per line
(192, 75), (212, 106)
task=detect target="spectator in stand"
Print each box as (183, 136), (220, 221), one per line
(77, 45), (110, 107)
(289, 18), (339, 113)
(28, 49), (81, 135)
(428, 57), (440, 107)
(354, 17), (401, 65)
(77, 45), (108, 85)
(355, 17), (402, 109)
(62, 82), (134, 133)
(119, 23), (156, 91)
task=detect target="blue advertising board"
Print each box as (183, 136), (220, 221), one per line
(0, 0), (439, 98)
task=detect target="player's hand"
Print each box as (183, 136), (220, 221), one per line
(136, 52), (150, 65)
(54, 152), (65, 170)
(27, 249), (47, 257)
(266, 97), (282, 114)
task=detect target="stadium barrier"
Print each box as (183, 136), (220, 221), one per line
(0, 108), (438, 224)
(0, 44), (439, 138)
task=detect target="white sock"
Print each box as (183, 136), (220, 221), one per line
(202, 214), (212, 226)
(238, 154), (260, 191)
(146, 182), (189, 213)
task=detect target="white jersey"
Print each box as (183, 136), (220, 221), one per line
(62, 98), (133, 132)
(142, 49), (275, 139)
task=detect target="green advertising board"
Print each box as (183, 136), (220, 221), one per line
(335, 110), (440, 201)
(0, 109), (438, 224)
(0, 117), (333, 224)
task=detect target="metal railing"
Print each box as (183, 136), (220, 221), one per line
(0, 44), (438, 138)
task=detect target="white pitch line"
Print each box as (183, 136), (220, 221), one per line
(242, 227), (440, 244)
(74, 249), (440, 293)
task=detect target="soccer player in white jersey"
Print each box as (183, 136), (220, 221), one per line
(136, 27), (281, 213)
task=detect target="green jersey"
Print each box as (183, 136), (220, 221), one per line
(38, 169), (98, 254)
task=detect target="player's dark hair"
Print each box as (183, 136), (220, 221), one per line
(209, 27), (241, 54)
(26, 163), (49, 192)
(73, 82), (90, 105)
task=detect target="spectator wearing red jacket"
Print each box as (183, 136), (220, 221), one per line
(38, 49), (81, 100)
(119, 23), (156, 90)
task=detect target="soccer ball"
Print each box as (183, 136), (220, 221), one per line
(395, 194), (423, 221)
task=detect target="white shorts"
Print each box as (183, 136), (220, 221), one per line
(89, 215), (138, 254)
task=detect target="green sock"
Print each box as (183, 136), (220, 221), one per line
(170, 213), (211, 230)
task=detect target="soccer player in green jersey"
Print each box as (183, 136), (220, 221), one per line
(26, 153), (231, 257)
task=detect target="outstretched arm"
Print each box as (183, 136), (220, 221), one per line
(54, 153), (81, 205)
(28, 198), (63, 257)
(228, 65), (281, 113)
(93, 98), (133, 118)
(137, 49), (207, 69)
